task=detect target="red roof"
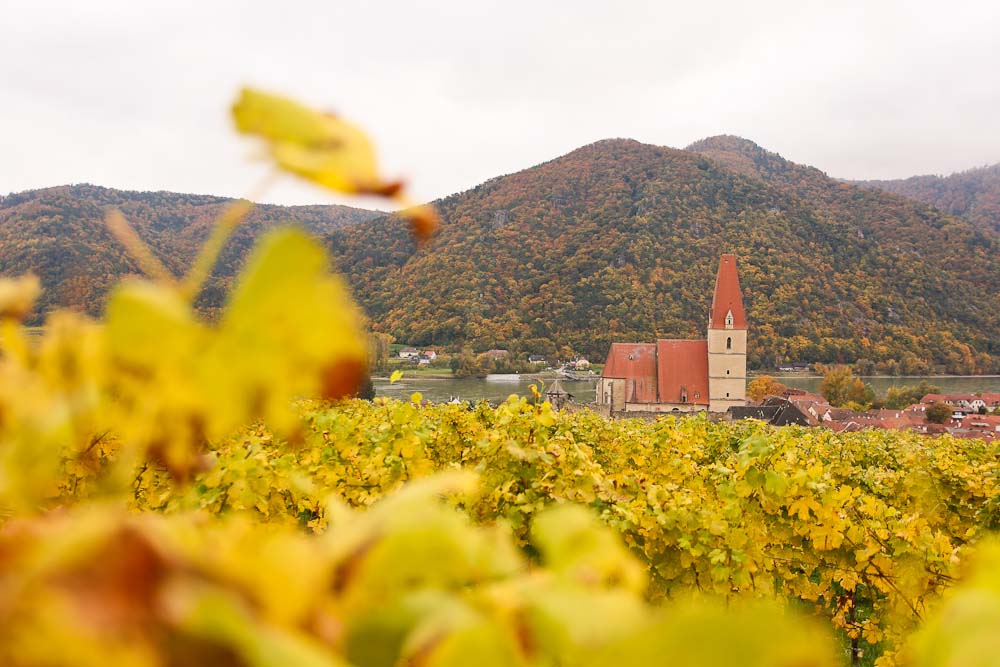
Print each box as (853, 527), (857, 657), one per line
(968, 415), (1000, 430)
(603, 343), (658, 402)
(657, 340), (709, 405)
(921, 393), (985, 404)
(709, 254), (747, 330)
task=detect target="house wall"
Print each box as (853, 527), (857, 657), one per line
(707, 327), (747, 412)
(624, 402), (706, 414)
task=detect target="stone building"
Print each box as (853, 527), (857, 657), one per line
(596, 254), (748, 414)
(545, 379), (572, 410)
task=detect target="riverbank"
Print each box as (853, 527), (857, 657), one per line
(374, 374), (1000, 405)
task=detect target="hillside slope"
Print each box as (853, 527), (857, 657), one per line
(328, 137), (1000, 373)
(856, 164), (1000, 233)
(0, 184), (379, 321)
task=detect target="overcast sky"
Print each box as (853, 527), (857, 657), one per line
(3, 0), (999, 207)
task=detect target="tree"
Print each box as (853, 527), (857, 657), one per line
(818, 364), (873, 408)
(926, 402), (952, 424)
(355, 375), (376, 400)
(882, 381), (941, 410)
(454, 346), (487, 378)
(747, 375), (788, 401)
(368, 332), (395, 374)
(853, 358), (877, 376)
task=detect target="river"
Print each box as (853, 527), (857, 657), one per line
(374, 374), (1000, 404)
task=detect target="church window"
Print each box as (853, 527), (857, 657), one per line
(726, 337), (732, 350)
(726, 392), (730, 398)
(726, 369), (730, 375)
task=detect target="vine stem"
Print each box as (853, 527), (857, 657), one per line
(180, 168), (282, 301)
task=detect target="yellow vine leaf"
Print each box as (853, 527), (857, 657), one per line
(102, 228), (367, 479)
(232, 87), (399, 197)
(0, 275), (41, 321)
(231, 87), (439, 242)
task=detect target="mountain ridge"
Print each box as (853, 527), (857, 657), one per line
(855, 164), (1000, 233)
(3, 141), (999, 373)
(326, 136), (1000, 373)
(0, 183), (380, 321)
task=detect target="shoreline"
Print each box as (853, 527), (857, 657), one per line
(376, 373), (1000, 381)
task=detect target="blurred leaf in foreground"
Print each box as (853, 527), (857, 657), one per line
(232, 87), (439, 242)
(907, 539), (1000, 667)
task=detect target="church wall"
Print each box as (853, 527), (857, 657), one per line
(708, 327), (747, 412)
(708, 353), (747, 379)
(597, 378), (627, 412)
(624, 402), (706, 413)
(707, 329), (747, 354)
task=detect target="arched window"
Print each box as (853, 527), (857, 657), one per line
(726, 337), (732, 350)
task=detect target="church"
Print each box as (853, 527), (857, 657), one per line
(596, 254), (747, 414)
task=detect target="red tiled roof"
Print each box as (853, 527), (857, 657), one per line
(602, 343), (658, 403)
(921, 393), (984, 404)
(709, 254), (747, 330)
(657, 339), (709, 405)
(784, 390), (827, 403)
(967, 416), (1000, 430)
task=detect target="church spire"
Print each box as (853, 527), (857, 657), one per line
(708, 254), (746, 330)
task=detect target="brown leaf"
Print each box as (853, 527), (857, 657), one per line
(404, 205), (440, 243)
(55, 525), (170, 632)
(319, 358), (367, 401)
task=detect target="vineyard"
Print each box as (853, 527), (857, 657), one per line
(2, 88), (1000, 666)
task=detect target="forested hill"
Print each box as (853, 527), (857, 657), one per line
(327, 137), (1000, 374)
(0, 184), (379, 322)
(855, 164), (1000, 233)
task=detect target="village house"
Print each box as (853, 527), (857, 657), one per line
(398, 347), (420, 360)
(739, 388), (997, 440)
(920, 393), (989, 411)
(730, 396), (811, 426)
(596, 254), (748, 414)
(965, 415), (1000, 438)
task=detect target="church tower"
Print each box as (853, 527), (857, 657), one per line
(707, 254), (747, 412)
